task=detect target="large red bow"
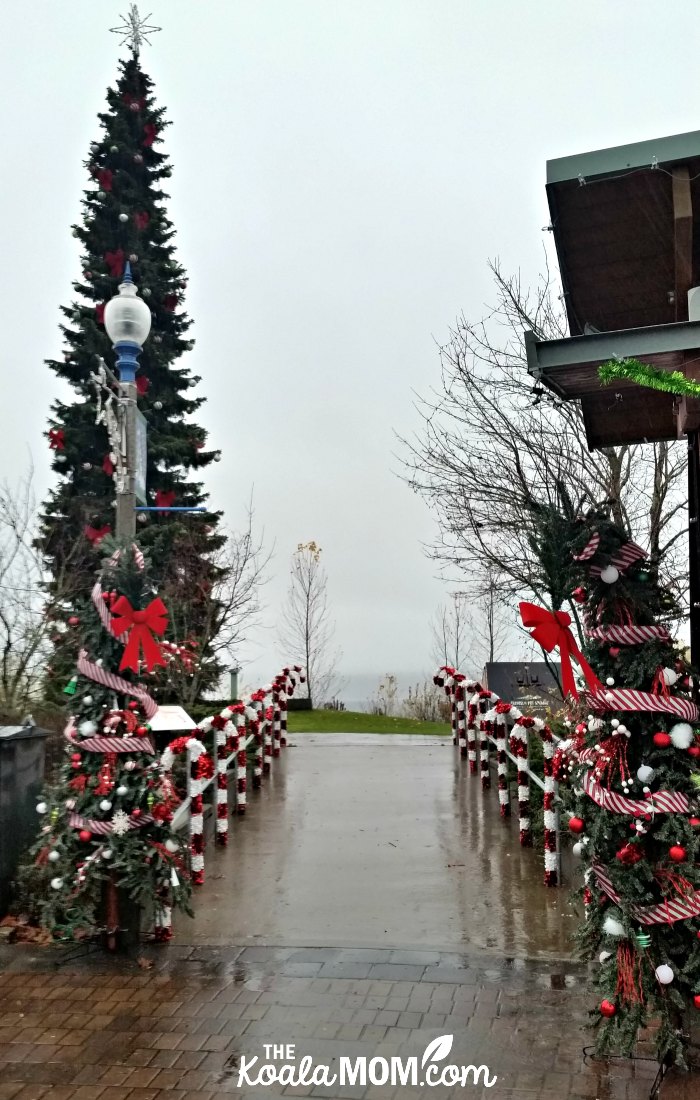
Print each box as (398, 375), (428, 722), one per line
(84, 523), (111, 546)
(104, 248), (125, 277)
(519, 602), (603, 700)
(110, 595), (168, 673)
(48, 428), (65, 451)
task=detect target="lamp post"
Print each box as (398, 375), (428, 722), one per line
(103, 263), (151, 539)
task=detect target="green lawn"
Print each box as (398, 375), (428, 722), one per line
(286, 709), (451, 735)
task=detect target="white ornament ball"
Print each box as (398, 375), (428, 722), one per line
(643, 786), (651, 794)
(617, 724), (627, 734)
(611, 719), (619, 728)
(663, 668), (678, 686)
(572, 842), (583, 857)
(143, 288), (151, 297)
(82, 462), (92, 471)
(600, 565), (620, 584)
(599, 951), (612, 963)
(97, 190), (106, 200)
(50, 877), (63, 890)
(102, 848), (112, 860)
(129, 253), (139, 263)
(637, 765), (654, 783)
(165, 838), (179, 853)
(603, 915), (626, 937)
(83, 696), (93, 705)
(78, 720), (96, 736)
(48, 850), (60, 863)
(669, 723), (694, 749)
(110, 144), (119, 152)
(124, 760), (136, 771)
(606, 677), (615, 686)
(36, 802), (48, 815)
(116, 785), (128, 796)
(154, 401), (163, 410)
(655, 964), (674, 985)
(65, 799), (75, 810)
(99, 800), (112, 812)
(119, 213), (129, 223)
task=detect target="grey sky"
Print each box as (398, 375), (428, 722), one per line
(2, 2), (696, 694)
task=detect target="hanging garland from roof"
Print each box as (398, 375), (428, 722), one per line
(598, 357), (700, 398)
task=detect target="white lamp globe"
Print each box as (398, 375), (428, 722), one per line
(104, 266), (151, 347)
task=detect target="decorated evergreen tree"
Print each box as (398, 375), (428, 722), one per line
(22, 542), (191, 944)
(41, 24), (225, 700)
(556, 511), (700, 1067)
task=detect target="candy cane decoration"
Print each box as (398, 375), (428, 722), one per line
(77, 650), (159, 719)
(455, 680), (467, 757)
(509, 720), (532, 847)
(541, 726), (559, 887)
(236, 709), (247, 814)
(587, 686), (700, 722)
(477, 691), (496, 790)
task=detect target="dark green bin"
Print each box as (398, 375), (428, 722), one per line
(0, 724), (47, 916)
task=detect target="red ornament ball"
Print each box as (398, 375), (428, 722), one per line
(71, 752), (81, 762)
(669, 845), (687, 863)
(571, 586), (587, 605)
(71, 761), (82, 770)
(67, 616), (80, 626)
(132, 808), (142, 818)
(136, 725), (149, 736)
(609, 646), (620, 658)
(653, 732), (672, 748)
(78, 829), (91, 842)
(694, 994), (700, 1009)
(128, 701), (139, 711)
(690, 818), (700, 828)
(568, 817), (585, 834)
(600, 1000), (616, 1018)
(688, 746), (700, 758)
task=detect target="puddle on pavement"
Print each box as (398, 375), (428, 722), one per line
(174, 737), (580, 960)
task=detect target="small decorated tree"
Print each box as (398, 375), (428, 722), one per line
(22, 542), (192, 945)
(554, 512), (700, 1067)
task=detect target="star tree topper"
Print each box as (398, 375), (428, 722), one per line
(110, 4), (161, 56)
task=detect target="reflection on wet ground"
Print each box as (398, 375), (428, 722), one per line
(176, 734), (580, 959)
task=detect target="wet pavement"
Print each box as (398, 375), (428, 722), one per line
(175, 735), (578, 958)
(0, 734), (697, 1097)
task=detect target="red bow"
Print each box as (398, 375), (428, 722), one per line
(155, 489), (176, 511)
(163, 293), (178, 312)
(49, 428), (65, 451)
(104, 248), (125, 277)
(96, 303), (106, 325)
(136, 374), (150, 396)
(110, 595), (168, 673)
(142, 122), (157, 147)
(519, 602), (603, 700)
(123, 93), (145, 110)
(134, 211), (150, 231)
(102, 454), (115, 476)
(84, 524), (111, 546)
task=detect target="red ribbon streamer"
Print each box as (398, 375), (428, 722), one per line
(49, 428), (65, 451)
(519, 601), (603, 700)
(110, 595), (168, 672)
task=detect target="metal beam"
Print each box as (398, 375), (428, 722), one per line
(546, 129), (700, 185)
(673, 167), (693, 322)
(525, 321), (700, 376)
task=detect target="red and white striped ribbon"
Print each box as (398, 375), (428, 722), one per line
(494, 710), (509, 818)
(509, 721), (532, 847)
(455, 682), (467, 757)
(573, 532), (600, 561)
(587, 686), (700, 722)
(583, 772), (689, 815)
(587, 624), (670, 645)
(78, 734), (155, 754)
(593, 863), (700, 925)
(541, 728), (559, 887)
(69, 810), (153, 835)
(589, 539), (647, 577)
(77, 649), (158, 719)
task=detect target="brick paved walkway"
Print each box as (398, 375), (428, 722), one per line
(0, 944), (697, 1100)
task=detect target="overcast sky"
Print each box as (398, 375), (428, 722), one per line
(2, 1), (697, 696)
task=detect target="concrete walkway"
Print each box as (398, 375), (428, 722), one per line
(175, 735), (578, 958)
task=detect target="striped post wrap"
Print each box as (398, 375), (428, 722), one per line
(272, 684), (282, 758)
(583, 772), (690, 815)
(433, 667), (457, 744)
(572, 532), (600, 561)
(586, 624), (671, 645)
(541, 727), (559, 887)
(216, 719), (230, 846)
(188, 740), (206, 886)
(494, 708), (510, 817)
(593, 862), (700, 925)
(263, 702), (273, 774)
(77, 650), (158, 719)
(478, 692), (494, 790)
(278, 684), (288, 747)
(249, 706), (263, 789)
(467, 698), (478, 774)
(154, 905), (172, 942)
(236, 714), (247, 815)
(509, 721), (532, 847)
(69, 810), (154, 834)
(587, 687), (700, 722)
(455, 681), (467, 757)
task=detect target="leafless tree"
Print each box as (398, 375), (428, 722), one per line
(430, 594), (469, 670)
(401, 259), (688, 631)
(0, 467), (83, 711)
(158, 501), (271, 705)
(431, 577), (509, 678)
(278, 541), (343, 707)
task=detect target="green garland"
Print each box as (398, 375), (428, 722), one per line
(598, 357), (700, 398)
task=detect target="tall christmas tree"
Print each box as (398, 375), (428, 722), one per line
(41, 12), (225, 700)
(21, 542), (192, 945)
(556, 512), (700, 1067)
